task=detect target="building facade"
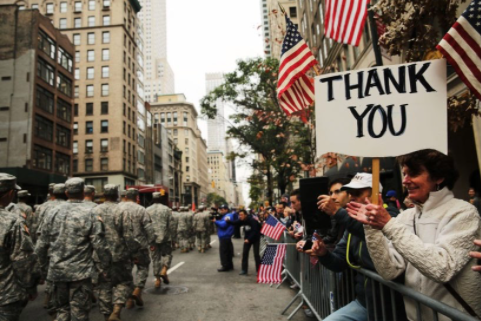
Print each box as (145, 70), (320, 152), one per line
(0, 5), (75, 202)
(205, 72), (227, 154)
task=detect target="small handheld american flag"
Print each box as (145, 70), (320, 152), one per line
(261, 215), (286, 241)
(257, 244), (287, 283)
(310, 230), (320, 266)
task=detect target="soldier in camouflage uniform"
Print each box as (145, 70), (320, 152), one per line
(147, 191), (173, 288)
(84, 185), (97, 209)
(91, 185), (133, 321)
(36, 177), (111, 321)
(117, 188), (154, 309)
(193, 207), (208, 253)
(0, 173), (39, 321)
(177, 207), (191, 253)
(170, 207), (180, 250)
(188, 207), (196, 251)
(16, 190), (35, 236)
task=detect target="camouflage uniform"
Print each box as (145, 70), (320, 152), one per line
(35, 178), (111, 321)
(205, 210), (213, 247)
(188, 210), (196, 250)
(0, 174), (38, 321)
(146, 196), (174, 276)
(91, 185), (133, 319)
(17, 191), (34, 234)
(116, 190), (154, 290)
(170, 210), (179, 249)
(177, 210), (191, 252)
(193, 211), (208, 252)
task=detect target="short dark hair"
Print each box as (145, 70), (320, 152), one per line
(397, 149), (459, 190)
(277, 202), (287, 208)
(329, 177), (351, 189)
(239, 209), (248, 216)
(290, 189), (300, 201)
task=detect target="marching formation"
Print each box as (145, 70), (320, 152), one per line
(0, 173), (213, 321)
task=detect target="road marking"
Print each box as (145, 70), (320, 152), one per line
(210, 240), (217, 245)
(167, 261), (185, 275)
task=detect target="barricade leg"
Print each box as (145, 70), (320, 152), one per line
(281, 290), (302, 315)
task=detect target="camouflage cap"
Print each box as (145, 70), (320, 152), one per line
(104, 184), (119, 196)
(152, 192), (161, 199)
(52, 183), (66, 195)
(120, 190), (127, 197)
(65, 177), (85, 194)
(84, 185), (96, 194)
(0, 173), (21, 193)
(126, 188), (139, 198)
(17, 190), (31, 198)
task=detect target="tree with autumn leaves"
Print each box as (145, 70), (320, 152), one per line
(201, 57), (315, 205)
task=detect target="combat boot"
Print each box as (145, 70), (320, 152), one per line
(132, 287), (144, 307)
(160, 266), (170, 284)
(155, 276), (161, 289)
(108, 304), (123, 321)
(125, 297), (134, 309)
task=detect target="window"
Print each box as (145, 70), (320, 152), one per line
(57, 73), (72, 97)
(58, 47), (73, 72)
(37, 58), (55, 86)
(86, 103), (93, 115)
(85, 158), (93, 172)
(186, 157), (189, 163)
(103, 0), (111, 7)
(56, 125), (71, 148)
(173, 129), (178, 136)
(73, 159), (78, 172)
(160, 113), (165, 123)
(74, 1), (82, 12)
(101, 102), (108, 114)
(101, 84), (109, 96)
(101, 120), (108, 133)
(74, 18), (81, 28)
(85, 177), (108, 191)
(186, 166), (190, 172)
(138, 168), (145, 179)
(36, 86), (54, 113)
(73, 122), (78, 134)
(88, 0), (95, 10)
(88, 16), (95, 27)
(127, 124), (131, 137)
(74, 68), (80, 80)
(167, 112), (171, 124)
(59, 18), (67, 29)
(289, 6), (297, 18)
(102, 31), (110, 44)
(38, 27), (55, 53)
(73, 34), (81, 45)
(85, 140), (93, 153)
(185, 138), (188, 145)
(103, 16), (110, 26)
(87, 67), (94, 79)
(183, 112), (188, 126)
(86, 85), (94, 97)
(74, 86), (79, 98)
(31, 4), (39, 9)
(86, 121), (93, 134)
(101, 158), (108, 171)
(73, 141), (78, 154)
(56, 152), (70, 175)
(46, 3), (54, 14)
(35, 115), (53, 141)
(102, 49), (109, 61)
(101, 139), (108, 152)
(87, 50), (94, 61)
(88, 33), (95, 45)
(173, 112), (178, 125)
(101, 66), (109, 78)
(57, 98), (72, 122)
(33, 145), (52, 170)
(74, 104), (78, 116)
(123, 121), (126, 134)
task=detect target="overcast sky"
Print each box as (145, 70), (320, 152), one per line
(166, 0), (265, 205)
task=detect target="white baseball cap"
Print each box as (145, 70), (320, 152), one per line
(341, 173), (383, 192)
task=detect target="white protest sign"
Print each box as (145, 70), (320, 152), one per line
(315, 59), (447, 158)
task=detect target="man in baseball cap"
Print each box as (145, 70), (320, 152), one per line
(341, 173), (382, 204)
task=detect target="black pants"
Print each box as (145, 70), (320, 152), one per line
(242, 239), (261, 272)
(219, 238), (234, 269)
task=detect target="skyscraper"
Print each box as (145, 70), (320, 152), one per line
(138, 0), (175, 102)
(205, 72), (226, 154)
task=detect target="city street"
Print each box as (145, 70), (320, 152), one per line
(21, 237), (310, 321)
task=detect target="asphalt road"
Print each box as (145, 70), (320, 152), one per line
(20, 237), (311, 321)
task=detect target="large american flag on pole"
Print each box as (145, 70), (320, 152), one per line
(257, 244), (286, 283)
(260, 215), (286, 240)
(324, 0), (370, 46)
(277, 15), (317, 117)
(437, 0), (481, 100)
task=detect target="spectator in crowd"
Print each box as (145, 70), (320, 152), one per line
(281, 194), (291, 207)
(288, 189), (304, 240)
(226, 209), (261, 275)
(275, 202), (287, 222)
(385, 190), (401, 211)
(468, 187), (481, 215)
(214, 205), (236, 272)
(348, 149), (481, 320)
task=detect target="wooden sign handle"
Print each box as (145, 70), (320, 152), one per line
(371, 158), (380, 205)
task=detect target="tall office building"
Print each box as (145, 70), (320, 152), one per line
(11, 0), (147, 191)
(0, 5), (75, 201)
(205, 72), (226, 154)
(138, 0), (175, 102)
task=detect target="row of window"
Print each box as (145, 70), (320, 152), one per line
(33, 144), (70, 175)
(38, 30), (73, 72)
(43, 0), (110, 14)
(75, 48), (110, 63)
(34, 114), (71, 148)
(73, 120), (109, 135)
(73, 102), (109, 117)
(73, 157), (109, 173)
(75, 66), (110, 80)
(37, 57), (72, 97)
(153, 112), (189, 126)
(36, 86), (72, 122)
(73, 139), (109, 154)
(73, 32), (110, 46)
(73, 84), (109, 98)
(59, 15), (110, 29)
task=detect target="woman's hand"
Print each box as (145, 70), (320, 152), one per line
(311, 237), (328, 257)
(346, 194), (392, 230)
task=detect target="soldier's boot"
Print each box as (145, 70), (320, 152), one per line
(91, 292), (98, 304)
(108, 304), (123, 321)
(125, 297), (135, 309)
(132, 287), (144, 307)
(43, 293), (51, 309)
(155, 276), (161, 289)
(208, 244), (212, 248)
(160, 266), (170, 284)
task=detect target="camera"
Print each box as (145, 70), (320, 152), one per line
(210, 208), (222, 220)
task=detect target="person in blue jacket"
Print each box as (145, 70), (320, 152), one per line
(214, 204), (236, 272)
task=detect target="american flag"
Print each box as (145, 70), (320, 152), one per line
(277, 15), (317, 117)
(257, 244), (287, 283)
(437, 0), (481, 100)
(324, 0), (370, 46)
(261, 215), (286, 240)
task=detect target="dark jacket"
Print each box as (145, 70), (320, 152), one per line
(227, 215), (261, 243)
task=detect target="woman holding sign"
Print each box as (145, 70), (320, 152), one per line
(347, 149), (481, 320)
